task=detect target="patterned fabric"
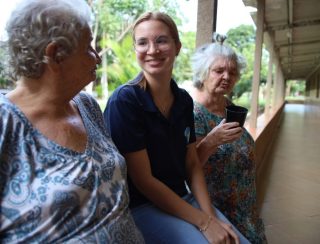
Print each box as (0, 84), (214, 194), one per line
(193, 102), (267, 244)
(0, 93), (144, 243)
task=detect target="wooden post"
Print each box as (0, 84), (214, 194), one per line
(249, 0), (265, 128)
(196, 0), (218, 47)
(265, 49), (273, 115)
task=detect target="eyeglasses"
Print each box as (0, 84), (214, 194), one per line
(134, 36), (174, 53)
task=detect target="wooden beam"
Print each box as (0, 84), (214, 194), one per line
(250, 0), (265, 129)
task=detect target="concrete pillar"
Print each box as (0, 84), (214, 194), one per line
(272, 62), (280, 110)
(249, 0), (265, 128)
(265, 49), (274, 115)
(195, 0), (218, 47)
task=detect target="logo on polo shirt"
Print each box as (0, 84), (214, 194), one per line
(184, 127), (190, 143)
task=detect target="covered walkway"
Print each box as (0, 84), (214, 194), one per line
(194, 1), (320, 243)
(257, 103), (320, 243)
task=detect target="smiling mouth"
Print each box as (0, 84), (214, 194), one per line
(146, 59), (164, 66)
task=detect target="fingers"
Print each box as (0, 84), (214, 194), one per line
(218, 119), (226, 126)
(221, 223), (240, 244)
(226, 236), (231, 244)
(224, 121), (240, 129)
(203, 218), (233, 244)
(221, 126), (242, 142)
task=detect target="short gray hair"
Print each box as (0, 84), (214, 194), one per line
(3, 0), (93, 80)
(191, 42), (246, 89)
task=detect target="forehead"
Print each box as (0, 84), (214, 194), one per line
(212, 56), (237, 70)
(134, 20), (171, 39)
(81, 27), (92, 42)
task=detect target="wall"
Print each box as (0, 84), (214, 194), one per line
(253, 103), (285, 210)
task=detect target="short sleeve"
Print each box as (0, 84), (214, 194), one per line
(193, 103), (208, 137)
(187, 96), (196, 144)
(104, 87), (146, 154)
(75, 92), (108, 135)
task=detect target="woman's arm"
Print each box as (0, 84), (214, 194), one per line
(125, 149), (210, 230)
(185, 143), (240, 244)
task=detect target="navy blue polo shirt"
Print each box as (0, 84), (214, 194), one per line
(104, 73), (196, 208)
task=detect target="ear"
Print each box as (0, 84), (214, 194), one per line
(44, 42), (61, 72)
(175, 41), (182, 56)
(45, 42), (62, 64)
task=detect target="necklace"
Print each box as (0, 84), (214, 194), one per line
(153, 95), (173, 116)
(144, 77), (173, 116)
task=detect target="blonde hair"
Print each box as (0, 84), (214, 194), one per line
(132, 11), (181, 48)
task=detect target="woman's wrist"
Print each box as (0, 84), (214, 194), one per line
(198, 215), (213, 232)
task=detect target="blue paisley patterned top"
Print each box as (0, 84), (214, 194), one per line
(194, 102), (267, 244)
(0, 92), (144, 243)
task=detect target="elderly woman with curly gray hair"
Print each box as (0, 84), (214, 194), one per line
(0, 0), (143, 242)
(191, 37), (267, 243)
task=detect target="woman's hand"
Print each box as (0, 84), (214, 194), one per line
(206, 119), (243, 147)
(202, 216), (240, 244)
(196, 119), (243, 165)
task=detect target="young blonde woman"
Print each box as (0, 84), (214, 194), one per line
(104, 12), (250, 244)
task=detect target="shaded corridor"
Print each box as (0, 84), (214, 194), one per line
(258, 104), (320, 243)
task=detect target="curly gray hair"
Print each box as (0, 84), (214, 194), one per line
(191, 35), (247, 89)
(3, 0), (93, 80)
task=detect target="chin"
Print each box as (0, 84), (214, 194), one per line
(147, 66), (171, 75)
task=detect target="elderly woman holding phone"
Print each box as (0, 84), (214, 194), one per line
(191, 35), (267, 243)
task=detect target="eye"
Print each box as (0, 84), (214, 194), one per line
(155, 36), (170, 44)
(213, 68), (224, 74)
(136, 39), (148, 46)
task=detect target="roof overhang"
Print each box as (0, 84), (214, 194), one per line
(243, 0), (320, 80)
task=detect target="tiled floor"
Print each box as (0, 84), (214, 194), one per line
(258, 104), (320, 244)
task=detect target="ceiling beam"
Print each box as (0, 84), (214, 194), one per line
(276, 39), (320, 48)
(265, 19), (320, 31)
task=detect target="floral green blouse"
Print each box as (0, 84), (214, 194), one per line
(194, 102), (267, 244)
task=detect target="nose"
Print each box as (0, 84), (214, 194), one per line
(146, 41), (159, 54)
(94, 49), (102, 64)
(222, 71), (230, 80)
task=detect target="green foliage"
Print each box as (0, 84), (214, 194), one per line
(226, 25), (268, 100)
(0, 47), (12, 89)
(104, 35), (139, 91)
(286, 79), (305, 97)
(174, 31), (195, 83)
(92, 0), (146, 40)
(226, 25), (255, 52)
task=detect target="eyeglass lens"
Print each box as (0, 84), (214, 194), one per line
(134, 36), (172, 53)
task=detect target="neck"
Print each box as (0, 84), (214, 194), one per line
(144, 73), (172, 98)
(193, 88), (226, 114)
(143, 73), (174, 117)
(7, 78), (76, 118)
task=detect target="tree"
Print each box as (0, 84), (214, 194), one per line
(104, 35), (139, 92)
(174, 31), (195, 83)
(226, 25), (268, 100)
(0, 47), (12, 89)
